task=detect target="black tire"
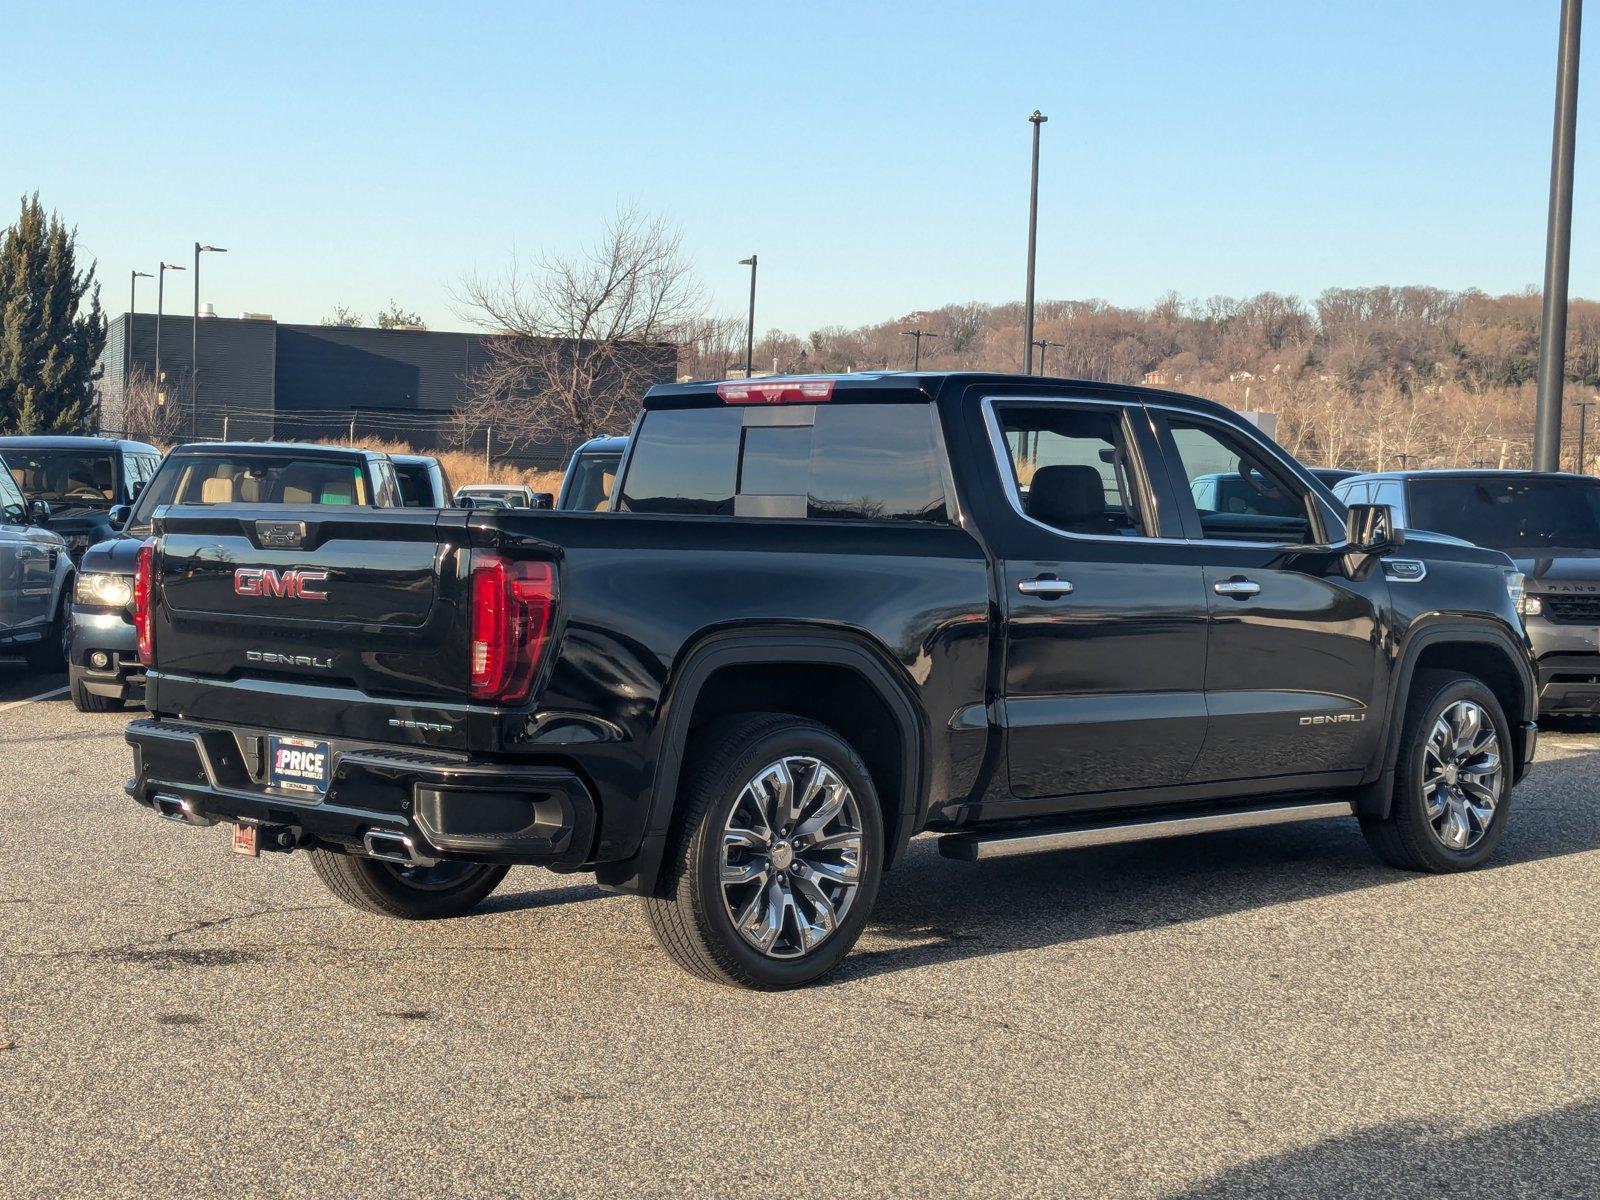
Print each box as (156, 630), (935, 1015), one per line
(644, 712), (885, 990)
(308, 847), (508, 919)
(69, 668), (124, 713)
(23, 590), (70, 673)
(1360, 669), (1513, 873)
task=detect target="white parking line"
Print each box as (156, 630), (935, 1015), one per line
(0, 685), (68, 714)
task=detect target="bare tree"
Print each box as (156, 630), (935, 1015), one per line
(116, 365), (187, 444)
(455, 209), (702, 449)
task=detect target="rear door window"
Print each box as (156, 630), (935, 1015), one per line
(618, 403), (949, 522)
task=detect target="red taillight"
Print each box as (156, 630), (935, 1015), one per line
(134, 541), (155, 664)
(716, 378), (834, 404)
(469, 553), (557, 702)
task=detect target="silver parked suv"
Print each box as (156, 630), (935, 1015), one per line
(0, 453), (74, 673)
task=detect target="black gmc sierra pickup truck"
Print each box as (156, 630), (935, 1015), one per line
(124, 373), (1538, 989)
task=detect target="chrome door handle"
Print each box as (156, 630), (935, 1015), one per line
(1213, 578), (1261, 598)
(1017, 577), (1073, 597)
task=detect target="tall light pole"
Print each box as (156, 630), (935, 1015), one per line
(155, 261), (185, 417)
(1022, 110), (1048, 374)
(1533, 0), (1583, 471)
(1032, 338), (1065, 376)
(739, 255), (758, 378)
(1575, 396), (1599, 473)
(129, 270), (152, 398)
(192, 243), (227, 436)
(901, 329), (940, 370)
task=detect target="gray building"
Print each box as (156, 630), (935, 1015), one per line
(96, 314), (675, 467)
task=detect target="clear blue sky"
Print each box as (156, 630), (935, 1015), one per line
(6, 0), (1594, 333)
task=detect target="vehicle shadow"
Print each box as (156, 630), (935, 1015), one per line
(0, 658), (67, 705)
(479, 878), (611, 915)
(837, 744), (1600, 985)
(1170, 1098), (1599, 1198)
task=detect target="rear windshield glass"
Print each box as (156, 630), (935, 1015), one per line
(129, 455), (373, 529)
(1407, 476), (1600, 552)
(617, 403), (948, 522)
(5, 449), (119, 505)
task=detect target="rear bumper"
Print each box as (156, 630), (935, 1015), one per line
(124, 717), (596, 867)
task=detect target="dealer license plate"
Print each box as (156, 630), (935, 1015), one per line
(267, 735), (331, 795)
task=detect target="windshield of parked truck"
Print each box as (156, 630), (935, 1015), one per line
(5, 449), (119, 506)
(1407, 476), (1600, 552)
(126, 454), (374, 532)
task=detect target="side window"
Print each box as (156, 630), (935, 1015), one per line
(1375, 480), (1405, 524)
(994, 404), (1150, 537)
(1165, 418), (1315, 544)
(0, 467), (25, 520)
(368, 460), (397, 507)
(1335, 481), (1369, 506)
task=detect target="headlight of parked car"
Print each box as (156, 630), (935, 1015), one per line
(75, 572), (134, 608)
(1504, 571), (1539, 620)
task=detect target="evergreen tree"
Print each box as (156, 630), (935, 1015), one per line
(0, 193), (106, 434)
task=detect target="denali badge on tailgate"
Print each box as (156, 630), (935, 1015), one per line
(234, 566), (329, 600)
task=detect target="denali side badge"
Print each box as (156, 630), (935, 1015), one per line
(1300, 713), (1366, 726)
(235, 566), (330, 600)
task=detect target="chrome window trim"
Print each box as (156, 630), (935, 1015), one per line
(980, 393), (1351, 551)
(980, 395), (1173, 545)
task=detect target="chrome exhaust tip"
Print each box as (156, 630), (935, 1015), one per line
(151, 793), (218, 827)
(361, 829), (439, 868)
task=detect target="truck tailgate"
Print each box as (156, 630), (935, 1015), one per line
(146, 506), (475, 747)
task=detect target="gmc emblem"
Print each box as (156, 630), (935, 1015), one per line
(234, 567), (330, 601)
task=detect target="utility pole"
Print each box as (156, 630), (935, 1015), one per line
(1533, 0), (1583, 470)
(485, 426), (493, 477)
(1032, 338), (1065, 376)
(900, 329), (940, 370)
(1022, 110), (1048, 373)
(739, 255), (758, 378)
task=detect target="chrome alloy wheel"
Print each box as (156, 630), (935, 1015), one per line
(1422, 699), (1503, 852)
(720, 756), (864, 959)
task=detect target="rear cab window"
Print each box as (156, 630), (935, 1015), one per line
(618, 400), (950, 523)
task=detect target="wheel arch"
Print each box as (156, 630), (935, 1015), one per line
(1360, 619), (1536, 818)
(598, 628), (928, 896)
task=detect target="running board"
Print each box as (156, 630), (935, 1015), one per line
(937, 799), (1355, 862)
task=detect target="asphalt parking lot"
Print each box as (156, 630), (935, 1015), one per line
(1, 657), (1597, 1199)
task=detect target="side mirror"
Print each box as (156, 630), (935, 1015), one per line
(26, 499), (51, 527)
(1345, 503), (1402, 553)
(530, 492), (555, 510)
(109, 504), (132, 529)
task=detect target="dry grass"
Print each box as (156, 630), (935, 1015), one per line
(308, 437), (565, 493)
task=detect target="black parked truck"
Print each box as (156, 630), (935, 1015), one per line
(125, 374), (1538, 989)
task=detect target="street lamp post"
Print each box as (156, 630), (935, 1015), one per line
(129, 270), (152, 399)
(900, 329), (940, 370)
(155, 261), (185, 417)
(1533, 0), (1584, 471)
(1022, 109), (1048, 373)
(192, 243), (227, 436)
(1031, 338), (1065, 376)
(739, 255), (758, 378)
(1575, 397), (1599, 473)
